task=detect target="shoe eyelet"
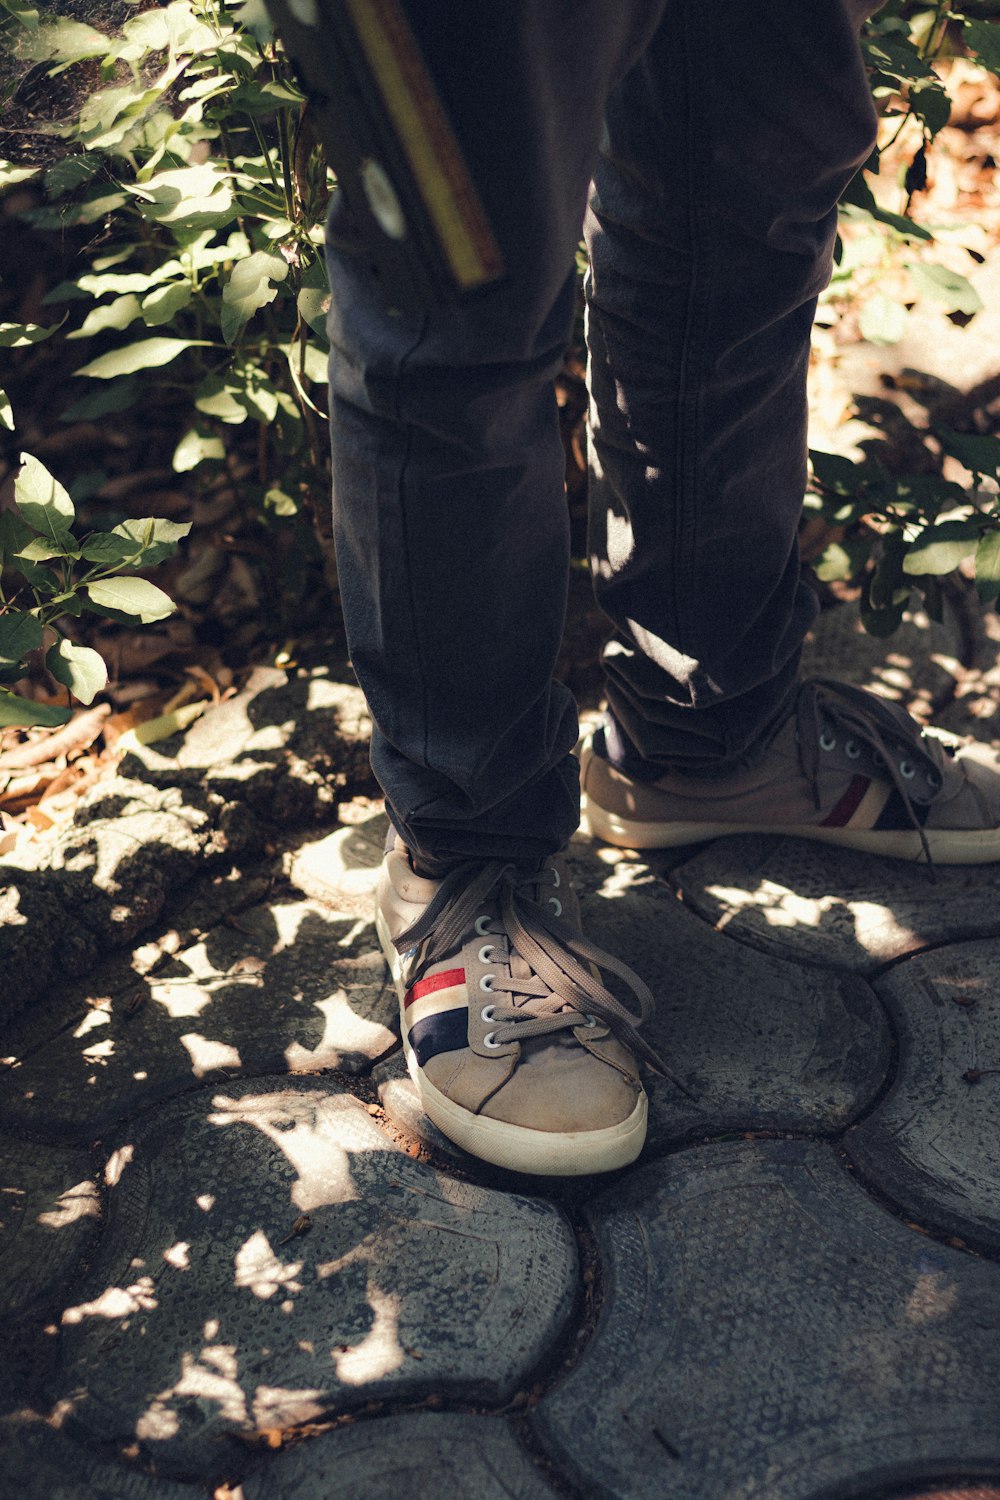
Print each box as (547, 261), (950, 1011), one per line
(819, 731), (836, 752)
(478, 944), (494, 964)
(927, 770), (942, 790)
(845, 739), (861, 760)
(551, 868), (560, 888)
(480, 1005), (495, 1023)
(899, 760), (916, 780)
(479, 973), (495, 993)
(474, 915), (491, 936)
(873, 751), (885, 768)
(548, 897), (562, 916)
(483, 1032), (503, 1050)
(581, 1014), (598, 1029)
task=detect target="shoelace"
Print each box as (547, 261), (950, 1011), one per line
(797, 677), (952, 872)
(393, 859), (696, 1098)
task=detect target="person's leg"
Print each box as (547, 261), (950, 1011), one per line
(586, 0), (879, 777)
(326, 2), (663, 872)
(581, 0), (1000, 866)
(327, 2), (678, 1175)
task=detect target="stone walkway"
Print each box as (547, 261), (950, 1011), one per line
(3, 607), (1000, 1499)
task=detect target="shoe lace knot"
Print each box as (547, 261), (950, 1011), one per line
(393, 859), (695, 1095)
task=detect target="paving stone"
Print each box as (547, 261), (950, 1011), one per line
(571, 847), (890, 1142)
(242, 1413), (559, 1500)
(0, 1418), (194, 1499)
(0, 899), (396, 1142)
(845, 939), (1000, 1254)
(287, 814), (386, 920)
(50, 1076), (578, 1480)
(800, 599), (964, 717)
(667, 836), (1000, 974)
(1, 779), (261, 1028)
(0, 1139), (100, 1322)
(533, 1140), (1000, 1500)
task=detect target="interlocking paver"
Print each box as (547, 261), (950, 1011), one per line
(48, 1076), (577, 1479)
(846, 939), (1000, 1252)
(532, 1140), (1000, 1500)
(288, 818), (384, 919)
(666, 836), (1000, 973)
(242, 1413), (559, 1499)
(0, 1139), (99, 1323)
(0, 1419), (193, 1499)
(0, 898), (395, 1142)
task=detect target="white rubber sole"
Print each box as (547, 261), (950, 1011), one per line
(581, 797), (1000, 864)
(376, 904), (647, 1176)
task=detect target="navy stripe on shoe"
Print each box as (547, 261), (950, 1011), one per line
(873, 789), (931, 832)
(409, 1009), (469, 1066)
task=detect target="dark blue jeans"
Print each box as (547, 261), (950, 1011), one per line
(326, 0), (879, 870)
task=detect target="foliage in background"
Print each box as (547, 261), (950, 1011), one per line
(4, 0), (1000, 679)
(808, 1), (1000, 632)
(0, 0), (330, 722)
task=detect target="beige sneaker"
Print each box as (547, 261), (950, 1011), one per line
(581, 677), (1000, 865)
(375, 838), (674, 1175)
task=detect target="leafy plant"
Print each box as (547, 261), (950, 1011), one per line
(0, 420), (189, 726)
(0, 0), (333, 551)
(803, 2), (1000, 629)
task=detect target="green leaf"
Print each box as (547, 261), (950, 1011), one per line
(86, 576), (175, 622)
(173, 429), (225, 472)
(297, 284), (330, 341)
(66, 294), (142, 341)
(264, 486), (298, 516)
(0, 160), (39, 187)
(21, 16), (109, 62)
(0, 2), (40, 30)
(902, 520), (980, 576)
(109, 517), (191, 569)
(0, 691), (72, 728)
(46, 639), (107, 704)
(78, 532), (144, 569)
(131, 163), (235, 230)
(0, 321), (60, 348)
(860, 294), (908, 346)
(0, 511), (34, 566)
(44, 152), (101, 197)
(0, 388), (12, 432)
(808, 449), (863, 495)
(75, 337), (212, 379)
(935, 426), (1000, 481)
(60, 377), (143, 422)
(909, 81), (950, 138)
(908, 262), (983, 315)
(194, 374), (249, 424)
(813, 537), (870, 583)
(964, 18), (1000, 77)
(141, 280), (193, 326)
(0, 612), (43, 671)
(15, 536), (78, 562)
(221, 251), (288, 344)
(975, 529), (1000, 594)
(15, 453), (75, 538)
(286, 338), (328, 386)
(108, 7), (170, 63)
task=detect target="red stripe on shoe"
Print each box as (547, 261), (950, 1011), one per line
(405, 967), (466, 1008)
(821, 774), (871, 828)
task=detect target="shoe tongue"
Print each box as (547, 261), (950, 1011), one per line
(509, 951), (532, 985)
